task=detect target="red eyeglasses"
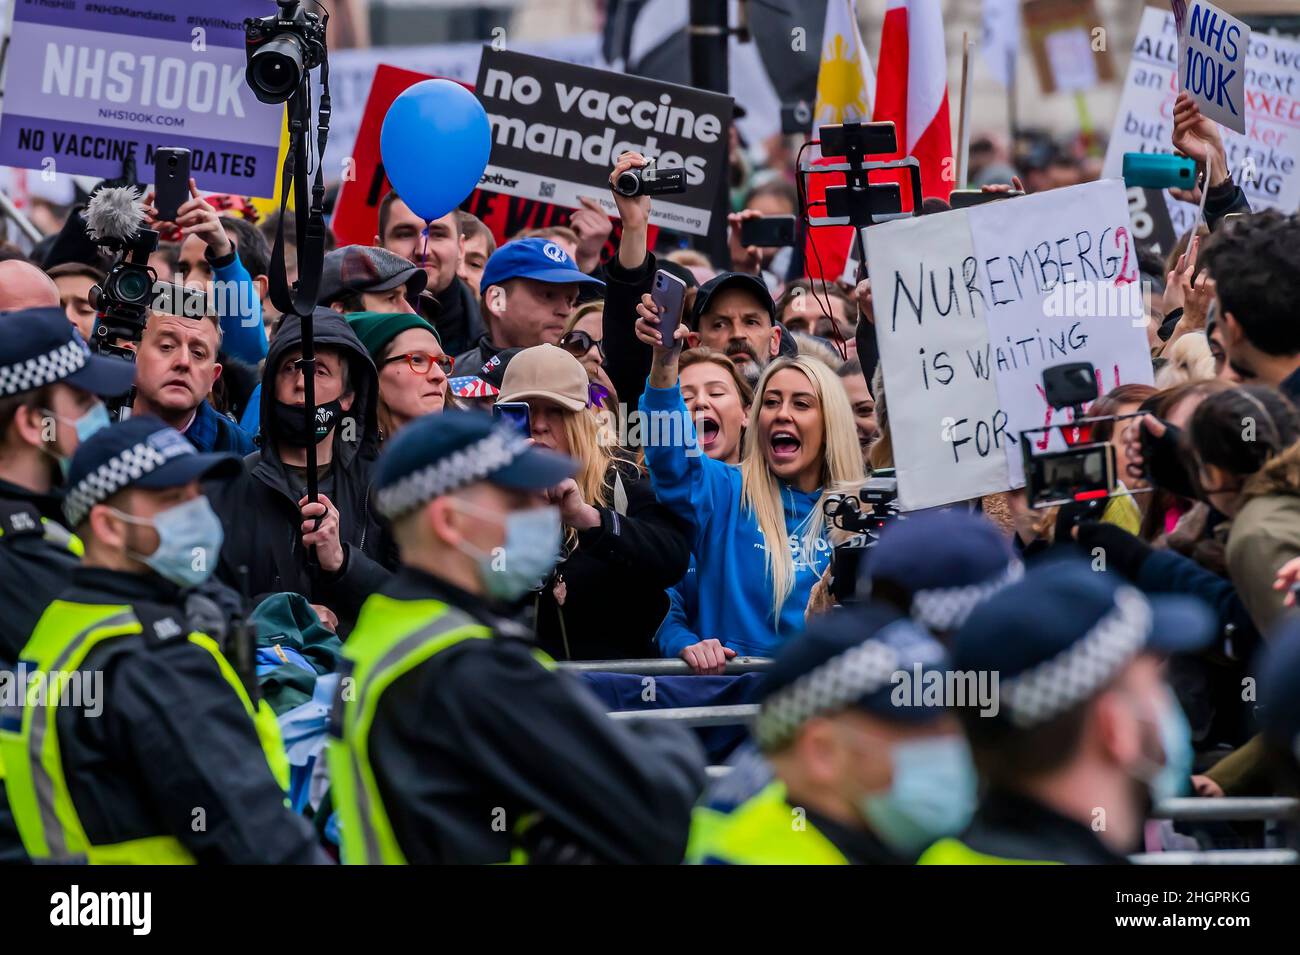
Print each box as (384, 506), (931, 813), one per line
(382, 352), (454, 375)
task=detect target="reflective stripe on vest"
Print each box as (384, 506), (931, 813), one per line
(916, 837), (1060, 865)
(688, 781), (850, 865)
(327, 594), (493, 865)
(0, 600), (288, 864)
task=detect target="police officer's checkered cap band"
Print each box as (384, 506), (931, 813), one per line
(911, 560), (1025, 632)
(999, 586), (1152, 729)
(63, 440), (186, 527)
(0, 339), (87, 397)
(756, 625), (906, 751)
(375, 428), (533, 520)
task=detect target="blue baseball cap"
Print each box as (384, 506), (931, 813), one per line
(63, 416), (242, 526)
(861, 510), (1021, 633)
(373, 409), (575, 521)
(755, 602), (952, 750)
(0, 307), (134, 398)
(479, 238), (605, 293)
(952, 558), (1214, 729)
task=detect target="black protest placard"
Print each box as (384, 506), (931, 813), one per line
(473, 48), (733, 237)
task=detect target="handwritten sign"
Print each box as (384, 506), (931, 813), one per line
(1178, 1), (1249, 134)
(863, 180), (1153, 511)
(1102, 8), (1300, 241)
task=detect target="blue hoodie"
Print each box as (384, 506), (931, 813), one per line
(640, 381), (830, 658)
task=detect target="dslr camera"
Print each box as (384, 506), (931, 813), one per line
(245, 0), (327, 105)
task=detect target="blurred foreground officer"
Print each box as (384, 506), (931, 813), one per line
(0, 418), (325, 863)
(0, 308), (132, 863)
(328, 411), (706, 864)
(1257, 624), (1300, 808)
(0, 309), (134, 664)
(690, 603), (976, 864)
(920, 560), (1211, 865)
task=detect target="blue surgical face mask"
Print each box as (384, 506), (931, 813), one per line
(450, 500), (562, 601)
(42, 401), (111, 476)
(861, 734), (978, 857)
(1130, 687), (1193, 802)
(111, 496), (225, 588)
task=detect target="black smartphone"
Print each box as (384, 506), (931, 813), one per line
(153, 147), (191, 222)
(651, 269), (688, 346)
(493, 401), (531, 438)
(949, 189), (1024, 209)
(740, 215), (797, 248)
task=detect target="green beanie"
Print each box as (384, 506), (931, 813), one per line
(345, 311), (440, 362)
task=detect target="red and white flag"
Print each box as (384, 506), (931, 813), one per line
(872, 0), (954, 202)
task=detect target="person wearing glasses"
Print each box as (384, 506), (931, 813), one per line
(560, 301), (618, 411)
(207, 308), (396, 636)
(346, 312), (452, 440)
(495, 344), (691, 660)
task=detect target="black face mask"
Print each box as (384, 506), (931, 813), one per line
(273, 398), (343, 447)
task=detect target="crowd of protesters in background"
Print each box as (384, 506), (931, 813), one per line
(2, 63), (1300, 868)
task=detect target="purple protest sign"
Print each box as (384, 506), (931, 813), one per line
(0, 1), (284, 196)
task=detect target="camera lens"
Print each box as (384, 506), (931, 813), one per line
(112, 268), (153, 305)
(247, 34), (304, 104)
(614, 170), (640, 197)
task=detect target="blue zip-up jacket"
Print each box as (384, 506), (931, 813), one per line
(640, 381), (830, 658)
(208, 247), (267, 365)
(657, 563), (700, 659)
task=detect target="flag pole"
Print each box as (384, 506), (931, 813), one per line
(955, 32), (972, 190)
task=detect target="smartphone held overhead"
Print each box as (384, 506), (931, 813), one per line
(153, 148), (192, 222)
(650, 269), (687, 345)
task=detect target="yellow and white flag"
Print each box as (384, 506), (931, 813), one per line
(814, 0), (876, 131)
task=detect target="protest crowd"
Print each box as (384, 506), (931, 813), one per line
(0, 0), (1299, 874)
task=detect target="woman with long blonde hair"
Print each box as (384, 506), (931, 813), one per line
(495, 344), (692, 660)
(636, 299), (866, 666)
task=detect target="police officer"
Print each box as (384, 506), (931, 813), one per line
(920, 559), (1212, 865)
(327, 410), (706, 864)
(0, 308), (134, 664)
(689, 602), (977, 865)
(0, 307), (134, 862)
(0, 417), (326, 863)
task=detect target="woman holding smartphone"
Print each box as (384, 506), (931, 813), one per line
(495, 344), (692, 660)
(635, 296), (865, 665)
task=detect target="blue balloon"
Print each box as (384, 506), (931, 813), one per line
(380, 79), (491, 222)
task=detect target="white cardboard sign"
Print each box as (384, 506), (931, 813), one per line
(1178, 1), (1250, 134)
(863, 179), (1154, 511)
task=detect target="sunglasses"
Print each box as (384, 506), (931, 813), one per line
(560, 330), (604, 359)
(382, 352), (454, 375)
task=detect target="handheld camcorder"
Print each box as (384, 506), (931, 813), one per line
(822, 473), (901, 603)
(1020, 362), (1146, 511)
(245, 0), (328, 105)
(613, 158), (688, 198)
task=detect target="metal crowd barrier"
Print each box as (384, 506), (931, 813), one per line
(1151, 797), (1299, 822)
(558, 657), (772, 675)
(608, 704), (760, 728)
(1131, 850), (1298, 865)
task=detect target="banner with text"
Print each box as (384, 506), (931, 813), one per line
(863, 179), (1153, 511)
(1102, 8), (1300, 239)
(0, 1), (284, 196)
(473, 48), (732, 237)
(1178, 1), (1249, 134)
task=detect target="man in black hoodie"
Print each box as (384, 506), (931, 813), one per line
(206, 309), (393, 634)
